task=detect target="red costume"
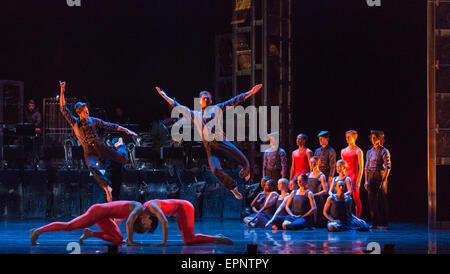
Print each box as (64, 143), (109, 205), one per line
(39, 201), (137, 244)
(144, 199), (217, 245)
(291, 148), (310, 179)
(341, 147), (362, 218)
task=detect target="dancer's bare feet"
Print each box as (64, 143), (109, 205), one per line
(215, 234), (234, 245)
(79, 228), (94, 245)
(231, 187), (243, 200)
(104, 186), (113, 202)
(30, 229), (40, 245)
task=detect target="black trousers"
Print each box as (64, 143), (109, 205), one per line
(84, 142), (128, 188)
(265, 168), (281, 183)
(204, 140), (250, 190)
(367, 170), (389, 227)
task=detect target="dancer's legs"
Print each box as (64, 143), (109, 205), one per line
(93, 218), (123, 244)
(349, 173), (362, 218)
(176, 201), (218, 245)
(85, 152), (112, 202)
(39, 204), (101, 233)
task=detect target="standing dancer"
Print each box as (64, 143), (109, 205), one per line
(290, 133), (312, 180)
(59, 81), (137, 202)
(155, 84), (262, 199)
(314, 131), (336, 184)
(262, 132), (288, 182)
(30, 201), (155, 245)
(365, 130), (391, 230)
(341, 130), (364, 218)
(307, 156), (328, 228)
(132, 199), (233, 246)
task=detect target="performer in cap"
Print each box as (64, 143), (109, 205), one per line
(314, 131), (336, 183)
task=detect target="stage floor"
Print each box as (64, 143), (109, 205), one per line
(0, 219), (449, 254)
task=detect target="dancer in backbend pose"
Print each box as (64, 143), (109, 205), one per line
(329, 160), (353, 197)
(282, 174), (316, 230)
(263, 178), (291, 229)
(323, 180), (370, 232)
(243, 179), (278, 228)
(290, 133), (312, 180)
(131, 199), (233, 246)
(341, 130), (364, 218)
(155, 84), (262, 199)
(30, 201), (157, 245)
(307, 156), (329, 228)
(365, 130), (391, 230)
(59, 81), (137, 202)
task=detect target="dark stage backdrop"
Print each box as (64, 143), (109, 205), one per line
(0, 0), (426, 222)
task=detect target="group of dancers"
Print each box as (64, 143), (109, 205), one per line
(30, 80), (390, 246)
(245, 129), (391, 231)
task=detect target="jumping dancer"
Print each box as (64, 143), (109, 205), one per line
(341, 130), (364, 218)
(323, 180), (370, 232)
(155, 84), (262, 199)
(59, 81), (137, 202)
(133, 199), (233, 246)
(290, 133), (312, 180)
(307, 156), (328, 227)
(365, 130), (391, 230)
(30, 201), (155, 245)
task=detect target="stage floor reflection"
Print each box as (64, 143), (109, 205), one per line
(0, 219), (449, 254)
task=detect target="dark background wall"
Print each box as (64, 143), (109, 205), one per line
(0, 0), (427, 221)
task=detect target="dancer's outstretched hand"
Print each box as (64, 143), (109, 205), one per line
(250, 84), (262, 95)
(155, 86), (166, 97)
(126, 241), (143, 246)
(125, 129), (138, 136)
(59, 81), (66, 90)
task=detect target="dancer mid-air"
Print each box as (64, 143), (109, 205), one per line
(155, 84), (262, 199)
(59, 81), (138, 202)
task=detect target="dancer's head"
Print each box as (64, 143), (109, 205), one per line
(264, 179), (276, 192)
(269, 132), (279, 149)
(74, 102), (89, 119)
(199, 91), (212, 108)
(297, 174), (309, 190)
(278, 178), (289, 192)
(334, 180), (346, 195)
(370, 130), (385, 147)
(317, 131), (330, 147)
(261, 176), (270, 189)
(345, 130), (358, 145)
(289, 178), (298, 191)
(134, 212), (159, 234)
(336, 159), (348, 175)
(309, 156), (321, 171)
(296, 133), (308, 147)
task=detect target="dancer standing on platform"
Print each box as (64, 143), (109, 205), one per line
(263, 132), (288, 182)
(365, 130), (391, 230)
(282, 174), (316, 230)
(30, 201), (156, 245)
(59, 81), (137, 202)
(323, 180), (370, 232)
(307, 156), (328, 227)
(329, 160), (353, 196)
(314, 131), (336, 183)
(132, 199), (233, 246)
(290, 133), (312, 180)
(341, 130), (364, 218)
(263, 178), (291, 229)
(155, 84), (262, 200)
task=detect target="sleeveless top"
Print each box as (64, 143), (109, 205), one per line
(291, 190), (311, 216)
(262, 193), (278, 215)
(341, 147), (360, 185)
(275, 194), (288, 216)
(99, 200), (138, 219)
(329, 194), (352, 222)
(331, 176), (351, 194)
(307, 172), (324, 194)
(292, 148), (310, 179)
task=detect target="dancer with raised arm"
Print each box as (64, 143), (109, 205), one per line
(59, 81), (137, 202)
(155, 84), (262, 199)
(30, 201), (156, 245)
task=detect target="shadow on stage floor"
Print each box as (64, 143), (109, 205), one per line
(0, 219), (449, 254)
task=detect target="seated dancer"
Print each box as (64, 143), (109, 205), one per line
(282, 174), (316, 230)
(341, 130), (364, 218)
(155, 85), (262, 199)
(30, 201), (156, 245)
(307, 156), (329, 228)
(243, 179), (278, 228)
(329, 159), (353, 196)
(59, 81), (137, 202)
(130, 199), (233, 246)
(323, 180), (370, 232)
(263, 178), (291, 230)
(290, 133), (312, 180)
(263, 132), (288, 183)
(289, 177), (299, 192)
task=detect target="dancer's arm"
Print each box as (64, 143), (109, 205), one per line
(344, 177), (352, 196)
(329, 149), (336, 180)
(381, 149), (391, 191)
(146, 201), (169, 247)
(125, 203), (147, 246)
(280, 149), (288, 179)
(300, 191), (316, 218)
(249, 192), (277, 223)
(155, 87), (192, 118)
(250, 193), (262, 213)
(284, 192), (296, 217)
(356, 148), (364, 189)
(58, 81), (76, 127)
(265, 195), (289, 227)
(316, 174), (328, 197)
(364, 150), (369, 191)
(95, 118), (138, 136)
(289, 152), (295, 179)
(328, 177), (336, 196)
(217, 84), (262, 110)
(323, 197), (336, 223)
